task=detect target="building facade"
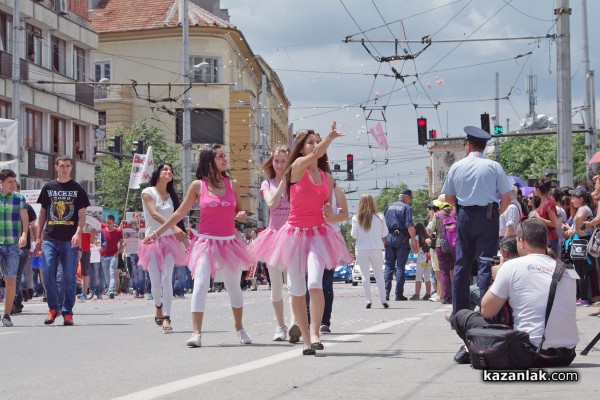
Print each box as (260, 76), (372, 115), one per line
(0, 0), (98, 192)
(88, 0), (290, 224)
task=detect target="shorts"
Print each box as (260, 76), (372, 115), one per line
(0, 243), (20, 278)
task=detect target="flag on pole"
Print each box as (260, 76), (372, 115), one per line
(369, 122), (389, 150)
(128, 146), (154, 189)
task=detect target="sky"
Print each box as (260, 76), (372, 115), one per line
(223, 0), (599, 211)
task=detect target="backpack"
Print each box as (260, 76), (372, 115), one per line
(436, 210), (457, 253)
(587, 227), (600, 257)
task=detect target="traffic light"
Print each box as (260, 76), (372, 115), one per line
(417, 117), (427, 146)
(480, 113), (490, 133)
(428, 129), (437, 139)
(108, 135), (122, 159)
(132, 140), (145, 155)
(494, 125), (503, 135)
(346, 154), (354, 181)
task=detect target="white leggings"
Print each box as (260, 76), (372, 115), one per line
(355, 249), (386, 304)
(191, 256), (243, 312)
(287, 251), (325, 296)
(269, 267), (284, 303)
(147, 253), (175, 316)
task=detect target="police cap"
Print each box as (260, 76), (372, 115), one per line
(464, 126), (491, 141)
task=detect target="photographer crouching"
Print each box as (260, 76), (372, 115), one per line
(454, 219), (579, 368)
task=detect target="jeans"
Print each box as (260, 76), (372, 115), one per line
(42, 240), (79, 315)
(384, 243), (411, 297)
(89, 262), (103, 297)
(127, 254), (145, 294)
(13, 247), (31, 308)
(101, 255), (119, 293)
(173, 266), (186, 297)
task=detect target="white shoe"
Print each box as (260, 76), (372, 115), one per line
(272, 325), (288, 341)
(237, 329), (252, 344)
(186, 333), (202, 348)
(429, 293), (440, 302)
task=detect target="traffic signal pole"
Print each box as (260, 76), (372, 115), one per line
(556, 0), (573, 187)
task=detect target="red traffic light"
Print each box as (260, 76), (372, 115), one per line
(346, 154), (353, 161)
(429, 129), (437, 139)
(417, 118), (426, 127)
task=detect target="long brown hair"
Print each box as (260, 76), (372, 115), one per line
(356, 193), (378, 231)
(195, 144), (231, 187)
(261, 145), (290, 179)
(285, 130), (330, 197)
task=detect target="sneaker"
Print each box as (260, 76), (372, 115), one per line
(63, 314), (74, 326)
(146, 293), (153, 300)
(429, 293), (439, 302)
(80, 294), (88, 301)
(409, 294), (420, 301)
(10, 306), (23, 315)
(2, 314), (13, 327)
(382, 302), (390, 309)
(237, 329), (252, 344)
(272, 325), (288, 341)
(366, 302), (372, 309)
(422, 294), (431, 301)
(288, 323), (301, 344)
(319, 324), (331, 334)
(186, 333), (202, 348)
(577, 299), (590, 307)
(109, 292), (115, 299)
(395, 295), (408, 301)
(44, 309), (60, 325)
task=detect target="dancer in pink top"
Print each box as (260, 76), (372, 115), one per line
(256, 123), (352, 355)
(143, 144), (252, 348)
(249, 145), (291, 341)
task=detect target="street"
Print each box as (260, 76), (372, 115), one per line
(1, 282), (598, 399)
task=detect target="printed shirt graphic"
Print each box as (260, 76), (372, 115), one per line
(37, 179), (90, 241)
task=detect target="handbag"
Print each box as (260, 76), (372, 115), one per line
(570, 238), (588, 260)
(466, 260), (566, 370)
(588, 227), (600, 257)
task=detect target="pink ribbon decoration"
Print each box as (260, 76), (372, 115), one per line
(369, 122), (389, 150)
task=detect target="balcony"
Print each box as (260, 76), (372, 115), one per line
(94, 85), (132, 101)
(0, 51), (29, 80)
(25, 62), (95, 108)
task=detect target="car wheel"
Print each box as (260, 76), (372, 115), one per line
(352, 281), (358, 286)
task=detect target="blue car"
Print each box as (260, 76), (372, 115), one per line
(405, 255), (417, 281)
(333, 264), (353, 283)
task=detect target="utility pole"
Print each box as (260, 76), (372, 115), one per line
(494, 72), (500, 161)
(12, 0), (21, 162)
(556, 0), (573, 187)
(582, 0), (596, 174)
(182, 0), (192, 192)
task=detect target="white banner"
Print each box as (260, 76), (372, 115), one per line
(128, 146), (154, 189)
(0, 118), (18, 157)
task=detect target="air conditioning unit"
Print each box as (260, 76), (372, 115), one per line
(55, 0), (68, 15)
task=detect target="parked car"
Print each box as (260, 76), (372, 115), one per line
(352, 252), (417, 286)
(333, 263), (353, 283)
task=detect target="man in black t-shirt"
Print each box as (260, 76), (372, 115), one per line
(36, 156), (90, 326)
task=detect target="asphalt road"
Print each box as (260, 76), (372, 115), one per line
(1, 282), (599, 399)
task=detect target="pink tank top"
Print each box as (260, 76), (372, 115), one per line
(197, 178), (236, 237)
(287, 169), (329, 228)
(261, 179), (290, 230)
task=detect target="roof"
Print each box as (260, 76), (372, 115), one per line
(89, 0), (235, 34)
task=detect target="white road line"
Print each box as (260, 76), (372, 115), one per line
(111, 316), (423, 400)
(0, 331), (24, 335)
(120, 314), (154, 320)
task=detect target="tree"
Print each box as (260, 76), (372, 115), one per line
(375, 184), (429, 225)
(96, 119), (182, 218)
(497, 133), (588, 185)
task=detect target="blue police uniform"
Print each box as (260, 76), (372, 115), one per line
(383, 194), (413, 299)
(441, 126), (512, 323)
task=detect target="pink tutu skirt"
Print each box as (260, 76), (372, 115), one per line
(253, 223), (352, 272)
(138, 234), (188, 272)
(185, 234), (253, 278)
(248, 227), (278, 265)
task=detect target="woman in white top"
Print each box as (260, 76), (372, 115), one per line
(138, 163), (188, 332)
(351, 193), (389, 308)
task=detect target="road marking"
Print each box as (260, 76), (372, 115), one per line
(111, 316), (422, 400)
(0, 331), (24, 335)
(417, 312), (434, 316)
(120, 314), (154, 320)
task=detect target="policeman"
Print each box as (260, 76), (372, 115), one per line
(383, 188), (417, 301)
(442, 126), (511, 332)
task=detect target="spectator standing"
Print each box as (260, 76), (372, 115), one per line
(12, 182), (37, 314)
(383, 189), (416, 301)
(100, 215), (124, 299)
(0, 169), (29, 326)
(36, 156), (90, 326)
(532, 179), (559, 256)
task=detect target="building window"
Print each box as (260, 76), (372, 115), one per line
(73, 46), (86, 81)
(189, 57), (218, 83)
(175, 108), (224, 144)
(0, 100), (11, 119)
(73, 124), (87, 160)
(26, 24), (42, 64)
(25, 108), (43, 151)
(94, 61), (111, 82)
(98, 111), (106, 126)
(51, 36), (66, 74)
(0, 12), (13, 54)
(51, 116), (66, 155)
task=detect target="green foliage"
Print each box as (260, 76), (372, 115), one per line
(375, 184), (429, 225)
(96, 119), (182, 218)
(497, 133), (588, 185)
(339, 222), (355, 253)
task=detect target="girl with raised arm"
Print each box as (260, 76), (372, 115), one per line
(143, 144), (252, 348)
